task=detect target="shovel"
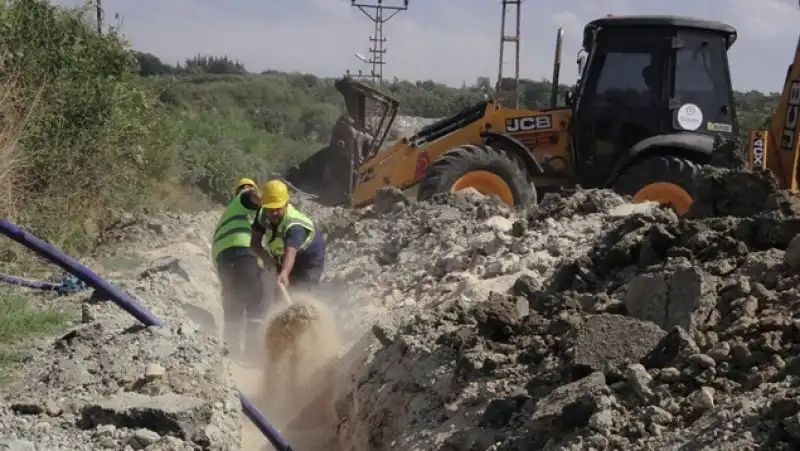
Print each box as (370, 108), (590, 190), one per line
(276, 281), (293, 307)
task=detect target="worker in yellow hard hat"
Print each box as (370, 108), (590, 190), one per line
(211, 177), (264, 362)
(250, 179), (326, 297)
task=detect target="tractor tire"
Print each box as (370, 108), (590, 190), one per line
(612, 155), (701, 216)
(417, 144), (536, 207)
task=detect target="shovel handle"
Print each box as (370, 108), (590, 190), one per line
(277, 282), (293, 306)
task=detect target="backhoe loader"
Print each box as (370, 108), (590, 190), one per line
(285, 15), (741, 216)
(746, 33), (800, 190)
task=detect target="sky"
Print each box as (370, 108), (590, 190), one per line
(51, 0), (800, 93)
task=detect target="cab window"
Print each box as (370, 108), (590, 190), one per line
(673, 31), (734, 131)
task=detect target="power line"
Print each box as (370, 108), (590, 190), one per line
(496, 0), (521, 108)
(345, 0), (409, 86)
(95, 0), (104, 34)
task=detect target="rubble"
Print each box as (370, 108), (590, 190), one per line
(323, 171), (800, 450)
(7, 163), (800, 451)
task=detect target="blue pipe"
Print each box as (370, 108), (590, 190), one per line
(0, 273), (89, 294)
(0, 273), (62, 291)
(0, 219), (293, 451)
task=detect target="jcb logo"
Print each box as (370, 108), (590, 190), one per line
(780, 81), (800, 151)
(506, 115), (553, 132)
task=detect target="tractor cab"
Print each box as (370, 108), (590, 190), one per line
(570, 15), (739, 186)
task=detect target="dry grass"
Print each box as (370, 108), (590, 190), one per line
(0, 76), (55, 276)
(148, 180), (216, 213)
(0, 76), (35, 221)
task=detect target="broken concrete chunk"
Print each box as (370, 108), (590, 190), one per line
(624, 267), (716, 336)
(529, 372), (607, 432)
(80, 393), (213, 443)
(572, 314), (666, 373)
(624, 273), (669, 327)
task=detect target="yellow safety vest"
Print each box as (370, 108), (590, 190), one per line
(211, 191), (257, 261)
(256, 203), (315, 263)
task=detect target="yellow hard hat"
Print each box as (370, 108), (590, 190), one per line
(261, 179), (289, 209)
(236, 177), (257, 191)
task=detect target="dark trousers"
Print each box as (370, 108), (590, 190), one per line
(216, 248), (264, 358)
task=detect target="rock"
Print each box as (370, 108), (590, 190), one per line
(483, 216), (514, 233)
(690, 387), (716, 411)
(473, 292), (524, 342)
(624, 363), (654, 400)
(128, 428), (160, 449)
(646, 406), (673, 425)
(707, 341), (731, 363)
(529, 372), (608, 432)
(786, 235), (800, 270)
(688, 353), (716, 370)
(373, 187), (409, 214)
(572, 314), (666, 372)
(144, 363), (166, 379)
(624, 268), (716, 335)
(80, 393), (215, 438)
(640, 327), (700, 369)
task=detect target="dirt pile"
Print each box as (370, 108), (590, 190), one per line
(0, 212), (250, 450)
(276, 187), (645, 448)
(324, 170), (800, 450)
(314, 188), (629, 340)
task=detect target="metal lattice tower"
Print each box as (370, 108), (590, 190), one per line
(95, 0), (104, 34)
(496, 0), (522, 108)
(345, 0), (409, 86)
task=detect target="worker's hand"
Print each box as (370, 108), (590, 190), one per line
(276, 272), (290, 290)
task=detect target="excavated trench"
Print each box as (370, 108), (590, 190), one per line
(6, 136), (800, 450)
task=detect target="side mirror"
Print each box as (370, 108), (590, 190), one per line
(576, 50), (587, 78)
(564, 91), (573, 106)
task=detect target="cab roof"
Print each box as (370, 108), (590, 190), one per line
(583, 15), (738, 50)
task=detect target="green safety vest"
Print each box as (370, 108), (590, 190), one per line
(211, 191), (258, 261)
(256, 203), (316, 263)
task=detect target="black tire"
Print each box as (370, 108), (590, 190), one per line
(417, 144), (536, 207)
(612, 155), (701, 214)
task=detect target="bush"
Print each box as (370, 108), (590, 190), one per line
(170, 110), (318, 203)
(0, 0), (174, 254)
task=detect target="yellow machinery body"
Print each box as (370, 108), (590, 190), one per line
(746, 35), (800, 191)
(351, 102), (573, 207)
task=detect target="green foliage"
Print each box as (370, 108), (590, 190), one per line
(0, 0), (174, 253)
(135, 52), (247, 77)
(170, 110), (318, 204)
(144, 56), (779, 145)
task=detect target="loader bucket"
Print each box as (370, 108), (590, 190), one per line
(283, 77), (399, 206)
(284, 142), (352, 206)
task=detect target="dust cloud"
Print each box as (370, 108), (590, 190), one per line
(237, 286), (349, 451)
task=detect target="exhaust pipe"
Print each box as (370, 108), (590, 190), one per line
(550, 27), (564, 109)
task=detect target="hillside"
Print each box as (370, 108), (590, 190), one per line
(138, 52), (780, 145)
